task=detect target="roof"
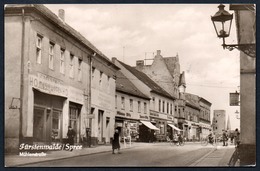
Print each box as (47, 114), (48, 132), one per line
(184, 93), (201, 110)
(118, 60), (175, 100)
(116, 70), (150, 100)
(5, 4), (118, 68)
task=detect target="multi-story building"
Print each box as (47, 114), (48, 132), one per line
(212, 110), (226, 135)
(112, 58), (177, 142)
(198, 97), (212, 139)
(183, 93), (201, 141)
(90, 53), (119, 145)
(115, 70), (150, 141)
(4, 4), (117, 152)
(135, 50), (186, 133)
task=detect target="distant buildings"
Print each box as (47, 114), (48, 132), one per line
(212, 110), (226, 135)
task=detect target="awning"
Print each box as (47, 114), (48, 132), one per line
(168, 124), (181, 131)
(140, 121), (159, 130)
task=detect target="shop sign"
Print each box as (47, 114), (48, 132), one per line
(115, 122), (123, 127)
(230, 91), (240, 106)
(167, 115), (173, 120)
(126, 113), (131, 117)
(29, 73), (68, 97)
(139, 115), (149, 120)
(150, 110), (159, 117)
(68, 86), (84, 104)
(117, 111), (126, 117)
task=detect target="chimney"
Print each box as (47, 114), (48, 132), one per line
(156, 50), (161, 56)
(136, 60), (144, 70)
(58, 9), (65, 22)
(111, 57), (117, 64)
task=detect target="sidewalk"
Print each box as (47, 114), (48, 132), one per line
(189, 144), (236, 167)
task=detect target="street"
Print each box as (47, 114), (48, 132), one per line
(22, 143), (216, 167)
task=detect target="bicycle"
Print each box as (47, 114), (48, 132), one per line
(200, 136), (216, 146)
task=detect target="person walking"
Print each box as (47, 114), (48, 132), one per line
(234, 128), (240, 148)
(67, 126), (76, 145)
(112, 129), (121, 154)
(222, 130), (228, 146)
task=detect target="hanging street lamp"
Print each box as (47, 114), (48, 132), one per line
(211, 4), (255, 58)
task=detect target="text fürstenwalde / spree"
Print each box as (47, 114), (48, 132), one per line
(19, 143), (83, 157)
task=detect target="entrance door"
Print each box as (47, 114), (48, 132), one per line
(98, 110), (104, 143)
(69, 106), (80, 143)
(33, 108), (45, 142)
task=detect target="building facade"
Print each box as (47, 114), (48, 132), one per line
(212, 110), (226, 136)
(112, 58), (177, 141)
(198, 97), (212, 139)
(4, 4), (116, 152)
(90, 55), (119, 145)
(115, 70), (150, 141)
(135, 50), (186, 133)
(230, 4), (256, 165)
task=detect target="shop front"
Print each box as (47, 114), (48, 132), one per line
(33, 90), (65, 144)
(139, 120), (159, 142)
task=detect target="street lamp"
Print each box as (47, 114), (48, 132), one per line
(235, 110), (240, 119)
(211, 4), (255, 58)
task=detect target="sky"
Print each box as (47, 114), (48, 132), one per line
(46, 4), (240, 130)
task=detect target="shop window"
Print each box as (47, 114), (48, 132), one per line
(69, 54), (74, 78)
(36, 34), (42, 64)
(49, 42), (54, 70)
(78, 58), (82, 81)
(60, 48), (65, 74)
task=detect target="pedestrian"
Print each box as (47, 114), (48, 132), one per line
(222, 130), (228, 146)
(67, 126), (76, 146)
(112, 129), (121, 154)
(234, 128), (240, 148)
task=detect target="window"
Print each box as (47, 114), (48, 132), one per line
(115, 95), (117, 109)
(99, 71), (103, 86)
(170, 104), (173, 115)
(159, 100), (161, 112)
(69, 54), (74, 78)
(49, 42), (54, 69)
(92, 67), (95, 80)
(130, 99), (133, 111)
(144, 102), (147, 114)
(167, 102), (169, 114)
(78, 59), (82, 81)
(107, 76), (110, 90)
(60, 49), (65, 74)
(121, 97), (125, 110)
(162, 101), (165, 113)
(36, 35), (42, 64)
(138, 101), (141, 113)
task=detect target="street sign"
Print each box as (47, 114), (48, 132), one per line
(230, 91), (240, 106)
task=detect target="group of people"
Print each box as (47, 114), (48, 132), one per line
(167, 133), (184, 146)
(207, 128), (240, 147)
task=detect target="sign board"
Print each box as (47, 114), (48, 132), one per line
(230, 92), (240, 106)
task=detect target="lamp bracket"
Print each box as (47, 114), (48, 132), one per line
(222, 43), (255, 58)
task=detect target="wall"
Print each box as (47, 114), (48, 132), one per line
(5, 15), (23, 153)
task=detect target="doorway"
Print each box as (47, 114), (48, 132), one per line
(98, 110), (104, 143)
(69, 105), (81, 144)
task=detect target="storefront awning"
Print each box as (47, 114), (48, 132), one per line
(168, 124), (181, 131)
(140, 121), (159, 130)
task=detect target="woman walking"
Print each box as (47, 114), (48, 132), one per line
(112, 129), (121, 154)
